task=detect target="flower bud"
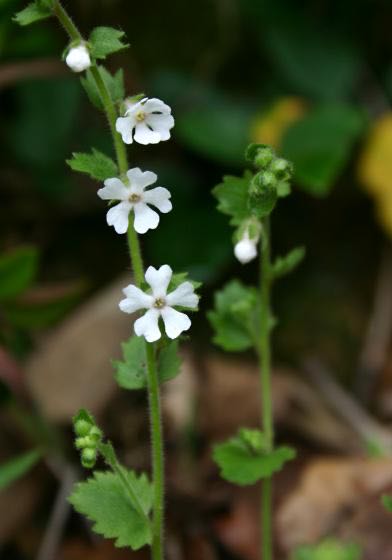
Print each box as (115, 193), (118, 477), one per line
(270, 157), (293, 181)
(74, 419), (92, 437)
(65, 44), (91, 73)
(234, 237), (258, 264)
(81, 447), (97, 469)
(245, 143), (275, 169)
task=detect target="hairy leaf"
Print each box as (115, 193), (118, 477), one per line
(69, 470), (152, 549)
(212, 173), (251, 226)
(213, 432), (295, 485)
(13, 3), (51, 26)
(67, 148), (118, 181)
(208, 280), (258, 352)
(89, 26), (129, 60)
(81, 67), (125, 111)
(292, 539), (362, 560)
(114, 337), (181, 390)
(272, 246), (305, 279)
(0, 450), (40, 490)
(0, 247), (38, 301)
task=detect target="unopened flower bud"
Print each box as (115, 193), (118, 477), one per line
(81, 447), (97, 469)
(234, 236), (258, 264)
(270, 157), (293, 181)
(74, 419), (92, 437)
(65, 44), (91, 73)
(245, 143), (275, 169)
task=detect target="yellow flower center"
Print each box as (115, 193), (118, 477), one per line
(129, 193), (141, 203)
(135, 110), (146, 122)
(153, 297), (166, 309)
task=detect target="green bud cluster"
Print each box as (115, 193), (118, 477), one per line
(245, 143), (294, 217)
(73, 417), (102, 469)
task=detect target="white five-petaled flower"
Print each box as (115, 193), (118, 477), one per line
(234, 234), (258, 264)
(119, 265), (198, 343)
(65, 44), (91, 73)
(116, 97), (174, 145)
(97, 167), (172, 235)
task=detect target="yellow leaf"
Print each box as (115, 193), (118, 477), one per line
(250, 97), (306, 149)
(358, 113), (392, 237)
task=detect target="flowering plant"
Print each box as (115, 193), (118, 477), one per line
(14, 1), (199, 558)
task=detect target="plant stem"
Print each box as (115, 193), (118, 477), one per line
(53, 4), (165, 558)
(259, 216), (273, 560)
(145, 344), (165, 560)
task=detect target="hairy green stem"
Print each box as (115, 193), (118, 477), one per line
(145, 344), (165, 560)
(53, 3), (165, 558)
(259, 216), (273, 560)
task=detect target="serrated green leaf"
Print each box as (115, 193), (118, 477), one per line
(212, 173), (251, 226)
(292, 539), (362, 560)
(0, 247), (38, 300)
(282, 104), (365, 195)
(73, 408), (96, 428)
(272, 246), (305, 279)
(382, 494), (392, 513)
(89, 26), (129, 60)
(0, 450), (41, 490)
(13, 3), (51, 26)
(208, 280), (258, 352)
(81, 67), (125, 111)
(67, 148), (117, 181)
(69, 470), (152, 549)
(213, 433), (295, 485)
(114, 337), (181, 390)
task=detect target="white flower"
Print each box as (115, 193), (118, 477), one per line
(65, 44), (91, 73)
(116, 97), (174, 145)
(97, 167), (172, 235)
(119, 265), (199, 342)
(234, 236), (258, 264)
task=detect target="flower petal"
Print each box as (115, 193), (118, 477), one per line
(134, 122), (161, 145)
(119, 284), (153, 314)
(134, 309), (161, 342)
(133, 202), (160, 234)
(106, 201), (131, 234)
(143, 187), (172, 213)
(145, 265), (172, 297)
(166, 281), (198, 309)
(146, 113), (174, 141)
(124, 98), (147, 116)
(161, 306), (191, 339)
(98, 178), (128, 201)
(143, 98), (172, 114)
(126, 168), (157, 190)
(116, 116), (135, 144)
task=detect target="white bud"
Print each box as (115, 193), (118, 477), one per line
(234, 237), (258, 264)
(65, 44), (91, 73)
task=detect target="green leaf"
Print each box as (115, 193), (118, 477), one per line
(292, 539), (362, 560)
(67, 149), (118, 181)
(212, 173), (251, 226)
(213, 431), (295, 486)
(0, 450), (41, 490)
(263, 15), (361, 101)
(169, 272), (202, 293)
(89, 26), (129, 60)
(272, 246), (305, 279)
(176, 102), (253, 166)
(69, 470), (152, 549)
(3, 283), (83, 328)
(382, 494), (392, 513)
(248, 172), (278, 218)
(282, 105), (365, 195)
(81, 67), (125, 111)
(0, 247), (38, 300)
(114, 337), (182, 390)
(208, 280), (258, 352)
(13, 3), (51, 26)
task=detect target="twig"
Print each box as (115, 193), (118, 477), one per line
(304, 357), (392, 452)
(36, 463), (78, 560)
(356, 246), (392, 403)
